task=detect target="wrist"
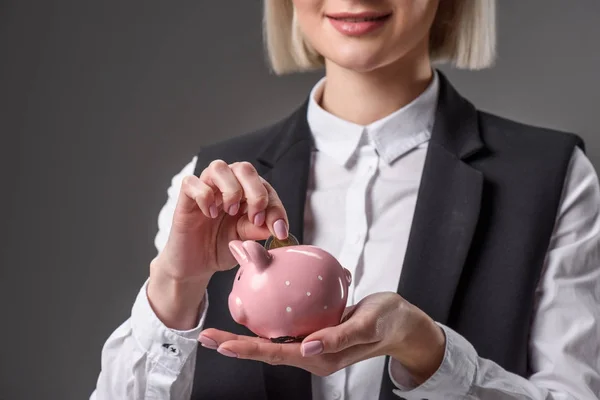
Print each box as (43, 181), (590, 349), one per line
(147, 258), (212, 330)
(388, 304), (446, 385)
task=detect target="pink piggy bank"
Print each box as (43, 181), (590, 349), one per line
(228, 239), (352, 342)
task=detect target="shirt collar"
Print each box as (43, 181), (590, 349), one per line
(307, 70), (439, 166)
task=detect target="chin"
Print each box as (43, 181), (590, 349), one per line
(319, 36), (400, 73)
(326, 51), (389, 73)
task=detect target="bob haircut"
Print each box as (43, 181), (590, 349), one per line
(263, 0), (496, 75)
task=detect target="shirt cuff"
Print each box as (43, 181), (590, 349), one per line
(130, 278), (209, 373)
(389, 323), (477, 399)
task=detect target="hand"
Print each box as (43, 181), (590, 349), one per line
(198, 292), (446, 383)
(148, 160), (289, 329)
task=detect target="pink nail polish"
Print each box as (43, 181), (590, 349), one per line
(228, 203), (239, 216)
(209, 204), (218, 219)
(301, 341), (323, 357)
(254, 211), (266, 226)
(217, 347), (238, 358)
(273, 219), (287, 240)
(199, 335), (218, 349)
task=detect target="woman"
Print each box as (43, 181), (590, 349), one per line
(92, 1), (600, 399)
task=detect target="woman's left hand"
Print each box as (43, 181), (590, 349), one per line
(198, 292), (446, 384)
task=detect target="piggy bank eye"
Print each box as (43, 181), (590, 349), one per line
(237, 269), (243, 281)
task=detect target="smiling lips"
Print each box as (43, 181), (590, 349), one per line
(326, 11), (392, 36)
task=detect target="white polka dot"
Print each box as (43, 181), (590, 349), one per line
(318, 275), (323, 280)
(285, 281), (290, 286)
(323, 305), (328, 309)
(306, 292), (311, 296)
(286, 306), (292, 312)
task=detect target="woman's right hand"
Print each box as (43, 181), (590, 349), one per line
(147, 160), (290, 329)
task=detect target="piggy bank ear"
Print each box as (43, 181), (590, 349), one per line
(228, 240), (248, 265)
(242, 240), (272, 270)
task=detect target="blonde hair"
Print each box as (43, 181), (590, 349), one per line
(263, 0), (496, 75)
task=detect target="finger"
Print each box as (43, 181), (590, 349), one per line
(229, 162), (269, 226)
(218, 340), (303, 366)
(200, 160), (244, 216)
(198, 328), (268, 349)
(235, 219), (273, 241)
(260, 178), (290, 240)
(341, 305), (358, 323)
(178, 175), (216, 218)
(318, 342), (381, 374)
(218, 337), (380, 376)
(301, 319), (377, 356)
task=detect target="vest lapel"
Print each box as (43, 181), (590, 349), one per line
(398, 72), (484, 325)
(256, 102), (314, 400)
(379, 73), (485, 400)
(397, 147), (483, 323)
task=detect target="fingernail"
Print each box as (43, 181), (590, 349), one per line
(274, 219), (288, 240)
(228, 203), (239, 216)
(217, 347), (238, 358)
(209, 204), (218, 219)
(301, 341), (323, 357)
(198, 334), (218, 350)
(254, 211), (265, 226)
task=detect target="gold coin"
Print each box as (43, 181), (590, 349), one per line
(264, 233), (300, 249)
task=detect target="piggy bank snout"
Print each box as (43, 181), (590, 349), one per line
(228, 291), (247, 325)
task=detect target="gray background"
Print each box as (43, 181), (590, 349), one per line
(0, 1), (598, 399)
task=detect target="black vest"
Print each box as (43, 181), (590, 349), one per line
(190, 72), (585, 400)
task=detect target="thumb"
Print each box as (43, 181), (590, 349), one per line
(301, 320), (371, 356)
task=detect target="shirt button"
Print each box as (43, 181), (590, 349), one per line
(353, 234), (362, 244)
(162, 343), (180, 356)
(332, 391), (341, 399)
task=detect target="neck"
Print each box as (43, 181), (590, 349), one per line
(319, 52), (433, 126)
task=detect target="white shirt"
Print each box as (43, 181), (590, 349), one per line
(91, 72), (600, 400)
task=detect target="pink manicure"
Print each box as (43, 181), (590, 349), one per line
(301, 341), (323, 357)
(199, 334), (218, 349)
(217, 347), (238, 358)
(228, 203), (240, 216)
(273, 219), (287, 240)
(254, 211), (266, 226)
